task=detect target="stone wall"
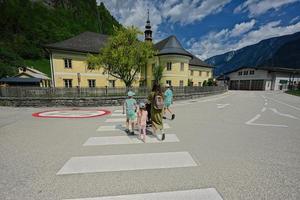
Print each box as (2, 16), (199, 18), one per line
(0, 90), (227, 107)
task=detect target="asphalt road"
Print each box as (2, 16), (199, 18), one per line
(0, 91), (300, 200)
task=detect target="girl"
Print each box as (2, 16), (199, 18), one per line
(137, 102), (148, 143)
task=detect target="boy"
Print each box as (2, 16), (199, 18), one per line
(123, 91), (137, 135)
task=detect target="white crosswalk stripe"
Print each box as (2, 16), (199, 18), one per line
(111, 113), (126, 117)
(96, 123), (171, 132)
(57, 151), (197, 175)
(105, 118), (126, 122)
(58, 108), (221, 200)
(63, 188), (223, 200)
(83, 134), (179, 146)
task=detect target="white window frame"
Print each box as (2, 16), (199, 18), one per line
(179, 80), (184, 87)
(88, 79), (96, 88)
(64, 79), (72, 88)
(180, 62), (184, 71)
(64, 58), (72, 69)
(166, 62), (172, 71)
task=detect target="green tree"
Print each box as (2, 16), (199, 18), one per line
(0, 47), (24, 78)
(87, 26), (156, 87)
(153, 65), (164, 85)
(202, 80), (208, 86)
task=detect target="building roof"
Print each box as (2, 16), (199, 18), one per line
(154, 35), (193, 58)
(44, 31), (109, 53)
(17, 67), (50, 80)
(0, 77), (42, 83)
(189, 55), (213, 68)
(225, 66), (300, 74)
(45, 31), (212, 68)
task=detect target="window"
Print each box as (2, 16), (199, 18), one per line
(238, 71), (243, 76)
(250, 70), (255, 75)
(166, 80), (172, 86)
(167, 62), (172, 71)
(198, 82), (202, 86)
(180, 63), (184, 71)
(190, 70), (194, 76)
(199, 71), (202, 76)
(64, 58), (72, 68)
(88, 79), (96, 88)
(207, 71), (210, 77)
(63, 79), (72, 88)
(108, 80), (115, 88)
(243, 71), (248, 75)
(179, 80), (184, 87)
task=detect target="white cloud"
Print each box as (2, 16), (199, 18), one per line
(290, 16), (300, 24)
(189, 20), (300, 59)
(98, 0), (232, 40)
(161, 0), (232, 25)
(99, 0), (162, 36)
(234, 0), (300, 17)
(230, 19), (256, 37)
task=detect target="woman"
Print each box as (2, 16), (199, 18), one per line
(148, 84), (165, 140)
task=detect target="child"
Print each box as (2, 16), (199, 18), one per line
(163, 84), (175, 120)
(137, 102), (148, 143)
(123, 91), (137, 135)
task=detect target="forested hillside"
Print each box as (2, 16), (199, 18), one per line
(0, 0), (121, 78)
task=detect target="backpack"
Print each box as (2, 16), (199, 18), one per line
(153, 94), (164, 110)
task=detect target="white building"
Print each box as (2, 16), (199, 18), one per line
(226, 67), (300, 91)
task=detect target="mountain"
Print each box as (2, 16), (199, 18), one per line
(205, 32), (300, 76)
(0, 0), (121, 78)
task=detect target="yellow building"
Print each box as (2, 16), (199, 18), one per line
(45, 15), (213, 88)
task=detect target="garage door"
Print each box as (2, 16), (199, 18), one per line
(251, 80), (264, 90)
(240, 80), (250, 90)
(229, 80), (239, 90)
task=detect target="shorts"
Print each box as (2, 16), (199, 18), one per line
(126, 112), (137, 121)
(164, 101), (171, 108)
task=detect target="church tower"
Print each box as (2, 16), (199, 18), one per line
(144, 9), (152, 42)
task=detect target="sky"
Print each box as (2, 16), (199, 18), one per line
(98, 0), (300, 60)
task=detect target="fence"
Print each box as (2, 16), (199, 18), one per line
(0, 86), (227, 98)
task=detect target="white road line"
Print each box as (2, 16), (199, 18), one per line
(261, 107), (267, 112)
(63, 188), (223, 200)
(96, 125), (125, 132)
(96, 123), (170, 132)
(245, 114), (288, 128)
(105, 118), (126, 123)
(111, 113), (126, 117)
(57, 152), (197, 175)
(264, 102), (268, 106)
(269, 108), (299, 119)
(174, 94), (231, 107)
(217, 103), (230, 109)
(83, 134), (179, 146)
(267, 97), (300, 111)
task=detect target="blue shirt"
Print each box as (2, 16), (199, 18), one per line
(164, 88), (173, 104)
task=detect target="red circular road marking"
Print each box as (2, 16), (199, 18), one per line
(32, 109), (111, 118)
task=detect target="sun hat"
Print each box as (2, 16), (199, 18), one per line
(127, 91), (135, 97)
(139, 102), (146, 108)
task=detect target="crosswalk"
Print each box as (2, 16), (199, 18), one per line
(58, 108), (223, 199)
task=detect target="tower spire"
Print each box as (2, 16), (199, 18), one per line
(144, 9), (152, 42)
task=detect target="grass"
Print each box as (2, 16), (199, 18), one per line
(24, 59), (51, 77)
(286, 89), (300, 96)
